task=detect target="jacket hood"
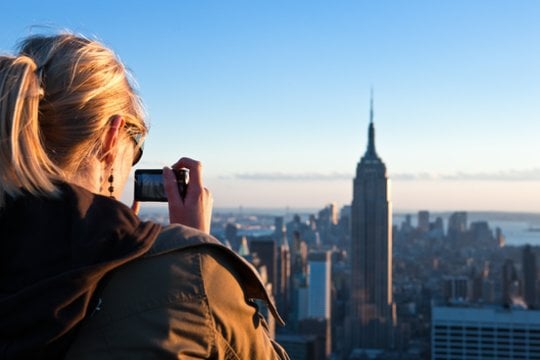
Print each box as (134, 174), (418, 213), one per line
(0, 183), (161, 359)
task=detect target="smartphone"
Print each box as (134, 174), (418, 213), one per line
(134, 168), (189, 202)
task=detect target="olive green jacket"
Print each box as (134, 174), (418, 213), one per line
(66, 224), (289, 359)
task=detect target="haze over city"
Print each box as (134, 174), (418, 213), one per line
(1, 1), (539, 212)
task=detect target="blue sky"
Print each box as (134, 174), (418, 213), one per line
(1, 1), (539, 211)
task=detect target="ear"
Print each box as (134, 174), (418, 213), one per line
(101, 115), (126, 165)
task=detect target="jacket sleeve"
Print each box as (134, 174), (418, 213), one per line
(66, 245), (289, 359)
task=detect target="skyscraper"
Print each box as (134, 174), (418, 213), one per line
(523, 245), (537, 309)
(502, 259), (519, 307)
(305, 251), (332, 358)
(308, 251), (332, 319)
(417, 210), (430, 233)
(447, 211), (467, 241)
(250, 238), (277, 297)
(348, 95), (396, 352)
(275, 217), (291, 320)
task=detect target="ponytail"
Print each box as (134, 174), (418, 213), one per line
(0, 56), (60, 207)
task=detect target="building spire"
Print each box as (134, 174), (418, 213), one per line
(365, 89), (377, 158)
(370, 87), (374, 124)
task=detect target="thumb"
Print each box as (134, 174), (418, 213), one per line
(163, 166), (183, 205)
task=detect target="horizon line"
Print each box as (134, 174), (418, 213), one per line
(137, 204), (540, 216)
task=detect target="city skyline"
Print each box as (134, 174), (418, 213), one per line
(1, 1), (539, 212)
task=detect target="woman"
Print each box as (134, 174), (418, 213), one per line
(0, 33), (288, 359)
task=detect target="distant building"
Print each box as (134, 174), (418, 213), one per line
(305, 251), (332, 357)
(433, 217), (444, 232)
(318, 203), (338, 226)
(276, 334), (321, 360)
(297, 286), (309, 320)
(238, 235), (250, 256)
(308, 251), (332, 319)
(418, 211), (430, 233)
(470, 221), (495, 245)
(298, 318), (331, 360)
(471, 263), (495, 304)
(496, 227), (506, 247)
(289, 228), (309, 324)
(432, 306), (540, 360)
(448, 212), (467, 241)
(225, 222), (239, 250)
(250, 237), (277, 297)
(348, 95), (395, 353)
(523, 245), (537, 309)
(502, 259), (520, 307)
(275, 217), (291, 320)
(430, 216), (445, 240)
(400, 214), (413, 233)
(274, 216), (284, 240)
(296, 252), (332, 326)
(443, 276), (470, 303)
(238, 249), (276, 337)
(287, 215), (316, 248)
(338, 205), (351, 247)
(290, 230), (308, 277)
(317, 204), (338, 246)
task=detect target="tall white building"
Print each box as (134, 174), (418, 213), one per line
(432, 306), (540, 360)
(307, 251), (331, 319)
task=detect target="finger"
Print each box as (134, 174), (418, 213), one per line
(163, 166), (183, 207)
(131, 200), (140, 215)
(172, 157), (203, 189)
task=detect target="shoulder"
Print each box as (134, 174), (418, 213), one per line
(66, 227), (225, 358)
(146, 224), (284, 325)
(76, 224), (282, 327)
(67, 225), (288, 359)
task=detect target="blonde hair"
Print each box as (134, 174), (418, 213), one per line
(0, 33), (147, 207)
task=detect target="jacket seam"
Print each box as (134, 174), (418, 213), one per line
(200, 252), (241, 359)
(213, 327), (241, 360)
(198, 252), (219, 358)
(79, 291), (206, 330)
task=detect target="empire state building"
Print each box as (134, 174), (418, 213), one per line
(348, 97), (396, 352)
